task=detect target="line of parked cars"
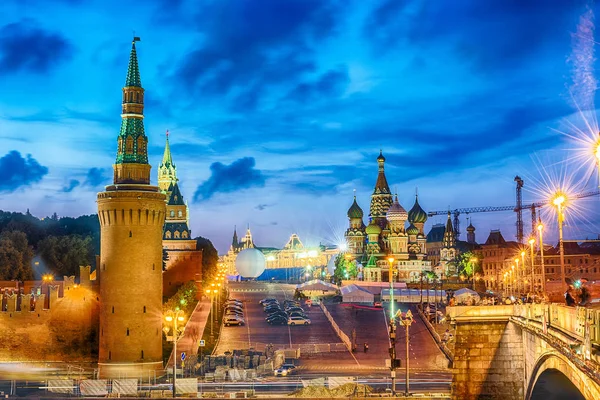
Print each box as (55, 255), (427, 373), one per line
(260, 298), (311, 325)
(223, 298), (245, 326)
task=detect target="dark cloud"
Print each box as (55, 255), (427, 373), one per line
(193, 157), (265, 202)
(61, 179), (80, 193)
(0, 151), (48, 192)
(84, 168), (109, 187)
(0, 20), (73, 75)
(285, 66), (349, 103)
(172, 0), (346, 110)
(255, 204), (273, 211)
(364, 0), (578, 70)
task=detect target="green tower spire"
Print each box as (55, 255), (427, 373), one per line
(125, 37), (142, 88)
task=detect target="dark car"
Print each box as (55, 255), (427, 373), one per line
(266, 311), (288, 321)
(259, 298), (278, 305)
(285, 306), (304, 313)
(267, 315), (288, 325)
(266, 309), (284, 316)
(283, 300), (300, 307)
(226, 305), (244, 313)
(264, 305), (282, 313)
(288, 311), (308, 319)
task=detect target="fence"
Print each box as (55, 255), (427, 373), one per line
(415, 305), (454, 366)
(320, 302), (352, 351)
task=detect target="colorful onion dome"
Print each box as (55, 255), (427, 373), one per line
(408, 195), (428, 223)
(347, 196), (364, 219)
(406, 223), (419, 235)
(377, 150), (385, 163)
(365, 220), (382, 235)
(387, 195), (407, 221)
(467, 222), (475, 232)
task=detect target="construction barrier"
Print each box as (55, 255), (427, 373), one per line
(320, 302), (352, 351)
(175, 378), (198, 395)
(112, 379), (137, 395)
(80, 379), (108, 396)
(301, 377), (325, 387)
(47, 379), (74, 394)
(328, 376), (354, 389)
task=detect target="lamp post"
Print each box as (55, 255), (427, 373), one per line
(528, 238), (535, 294)
(553, 193), (567, 292)
(514, 258), (520, 294)
(510, 265), (515, 298)
(537, 219), (546, 294)
(42, 274), (54, 309)
(205, 289), (214, 339)
(164, 309), (186, 398)
(399, 309), (414, 396)
(387, 256), (397, 395)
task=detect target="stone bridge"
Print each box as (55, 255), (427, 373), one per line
(446, 304), (600, 400)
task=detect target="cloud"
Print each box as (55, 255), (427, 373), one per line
(84, 168), (109, 187)
(0, 151), (48, 192)
(0, 19), (73, 75)
(61, 179), (80, 193)
(193, 157), (265, 202)
(255, 203), (273, 211)
(285, 66), (349, 103)
(172, 0), (346, 110)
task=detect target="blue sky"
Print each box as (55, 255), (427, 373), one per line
(1, 0), (600, 253)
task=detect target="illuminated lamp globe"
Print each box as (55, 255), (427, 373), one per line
(235, 248), (266, 278)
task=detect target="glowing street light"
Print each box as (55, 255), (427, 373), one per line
(164, 309), (186, 398)
(537, 219), (546, 293)
(514, 257), (520, 293)
(386, 256), (397, 395)
(552, 192), (567, 292)
(528, 238), (535, 294)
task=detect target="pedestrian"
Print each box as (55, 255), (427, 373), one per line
(565, 287), (576, 307)
(363, 342), (369, 353)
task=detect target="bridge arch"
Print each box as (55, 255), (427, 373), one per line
(526, 351), (600, 400)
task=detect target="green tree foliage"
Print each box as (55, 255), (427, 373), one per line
(333, 253), (357, 283)
(38, 235), (94, 277)
(457, 251), (481, 279)
(163, 281), (198, 317)
(195, 236), (219, 283)
(0, 231), (34, 280)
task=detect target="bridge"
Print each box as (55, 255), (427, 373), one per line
(446, 304), (600, 400)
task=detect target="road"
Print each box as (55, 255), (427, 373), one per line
(216, 282), (346, 352)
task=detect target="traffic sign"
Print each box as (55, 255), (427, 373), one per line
(181, 352), (186, 361)
(199, 340), (205, 347)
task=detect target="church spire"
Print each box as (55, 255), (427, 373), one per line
(113, 37), (150, 185)
(126, 37), (142, 87)
(158, 130), (177, 192)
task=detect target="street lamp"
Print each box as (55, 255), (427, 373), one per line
(164, 309), (186, 398)
(514, 257), (520, 294)
(42, 274), (54, 308)
(537, 219), (546, 294)
(386, 256), (397, 395)
(528, 238), (535, 294)
(552, 192), (567, 292)
(399, 310), (414, 396)
(205, 289), (216, 339)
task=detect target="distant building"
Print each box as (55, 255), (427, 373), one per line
(344, 151), (431, 283)
(426, 216), (480, 277)
(221, 228), (338, 277)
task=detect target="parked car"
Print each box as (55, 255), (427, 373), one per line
(264, 305), (283, 313)
(288, 316), (311, 325)
(267, 315), (288, 325)
(266, 311), (287, 320)
(373, 301), (382, 308)
(225, 300), (243, 306)
(226, 310), (244, 317)
(224, 316), (245, 326)
(274, 364), (296, 376)
(283, 300), (300, 307)
(288, 311), (308, 319)
(259, 298), (278, 305)
(285, 306), (304, 313)
(226, 304), (244, 312)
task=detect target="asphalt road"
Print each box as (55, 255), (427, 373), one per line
(215, 282), (344, 353)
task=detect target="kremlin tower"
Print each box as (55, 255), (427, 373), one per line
(97, 38), (166, 378)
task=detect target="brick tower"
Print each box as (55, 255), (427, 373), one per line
(97, 38), (166, 378)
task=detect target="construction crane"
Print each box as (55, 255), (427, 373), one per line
(427, 189), (600, 241)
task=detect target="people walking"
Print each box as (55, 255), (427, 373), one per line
(363, 342), (369, 353)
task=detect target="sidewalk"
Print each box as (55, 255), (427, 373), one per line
(167, 298), (210, 368)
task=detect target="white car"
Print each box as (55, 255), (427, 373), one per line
(288, 316), (311, 325)
(224, 316), (245, 326)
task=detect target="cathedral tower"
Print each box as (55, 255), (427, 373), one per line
(369, 151), (393, 228)
(158, 130), (177, 193)
(97, 38), (166, 378)
(345, 195), (366, 257)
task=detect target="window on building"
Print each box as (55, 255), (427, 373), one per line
(126, 328), (129, 336)
(112, 306), (114, 313)
(165, 231), (171, 239)
(178, 210), (182, 217)
(143, 306), (146, 313)
(141, 350), (144, 359)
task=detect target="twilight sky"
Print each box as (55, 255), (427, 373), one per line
(2, 0), (600, 253)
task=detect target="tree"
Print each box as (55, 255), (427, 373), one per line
(333, 253), (357, 283)
(195, 237), (218, 284)
(0, 230), (34, 280)
(457, 251), (481, 282)
(38, 235), (94, 277)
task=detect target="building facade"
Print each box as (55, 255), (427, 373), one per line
(97, 39), (166, 378)
(344, 151), (431, 283)
(158, 134), (203, 299)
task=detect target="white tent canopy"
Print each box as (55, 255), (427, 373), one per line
(454, 288), (480, 304)
(340, 284), (374, 303)
(296, 279), (338, 293)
